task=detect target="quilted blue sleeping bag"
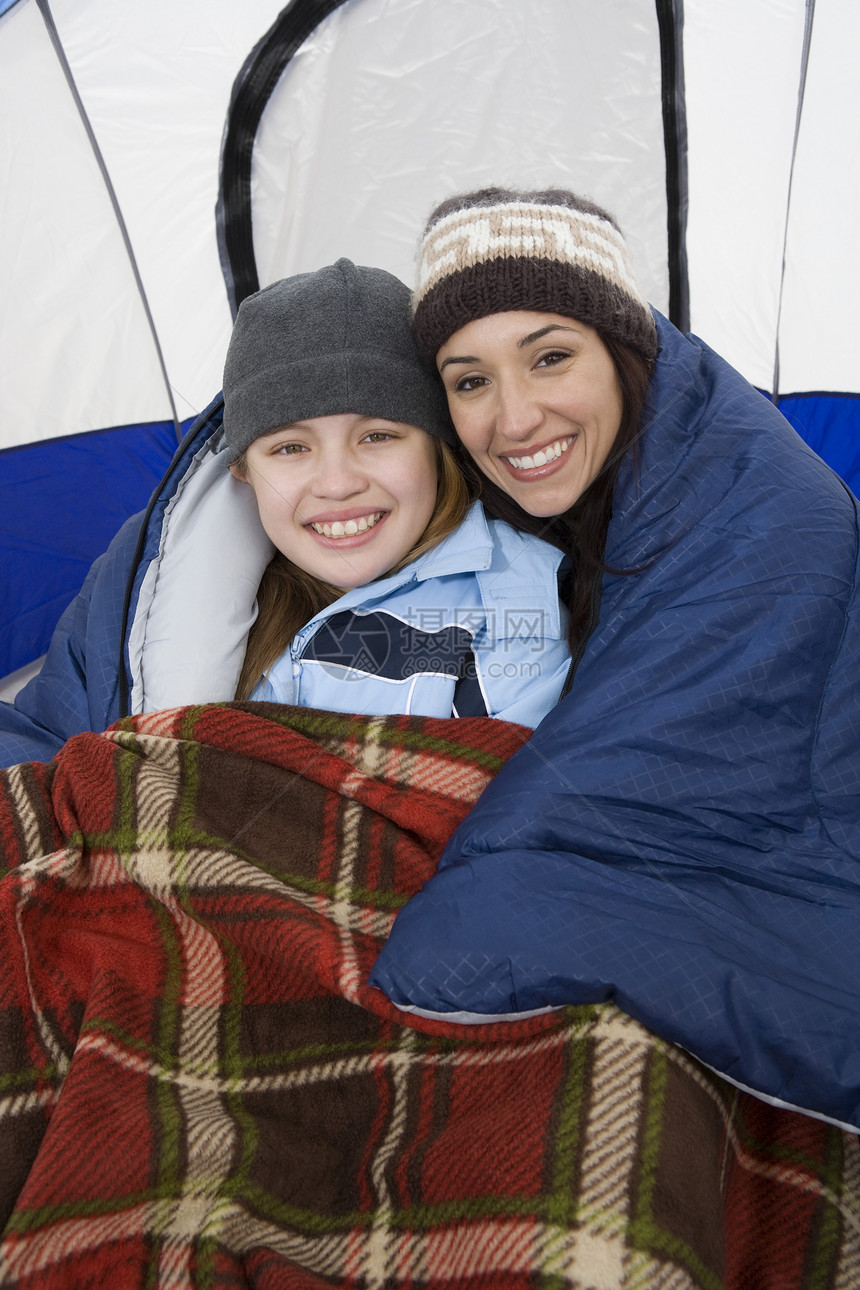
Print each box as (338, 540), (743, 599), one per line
(370, 313), (860, 1132)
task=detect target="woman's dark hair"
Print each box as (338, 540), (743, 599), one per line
(457, 336), (653, 652)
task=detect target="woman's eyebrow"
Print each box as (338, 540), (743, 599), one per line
(439, 323), (579, 372)
(517, 324), (577, 348)
(439, 354), (479, 372)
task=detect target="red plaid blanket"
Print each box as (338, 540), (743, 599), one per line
(1, 703), (858, 1288)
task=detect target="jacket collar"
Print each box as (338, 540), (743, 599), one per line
(328, 502), (495, 615)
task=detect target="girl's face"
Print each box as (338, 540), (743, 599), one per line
(437, 311), (623, 517)
(233, 414), (438, 590)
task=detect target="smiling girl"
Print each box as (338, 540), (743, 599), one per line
(0, 259), (572, 765)
(222, 259), (570, 724)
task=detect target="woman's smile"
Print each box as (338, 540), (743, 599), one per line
(501, 435), (574, 475)
(437, 312), (623, 517)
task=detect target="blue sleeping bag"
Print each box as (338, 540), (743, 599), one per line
(370, 313), (860, 1132)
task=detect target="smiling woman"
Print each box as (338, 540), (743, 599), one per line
(437, 312), (624, 519)
(412, 189), (656, 651)
(368, 187), (860, 1135)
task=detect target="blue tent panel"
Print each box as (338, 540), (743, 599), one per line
(2, 393), (856, 682)
(1, 421), (181, 677)
(777, 393), (860, 498)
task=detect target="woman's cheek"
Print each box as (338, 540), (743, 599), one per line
(450, 408), (481, 453)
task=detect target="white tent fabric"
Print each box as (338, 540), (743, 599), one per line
(685, 0), (858, 393)
(1, 0), (857, 686)
(1, 0), (285, 446)
(248, 0), (670, 311)
(777, 0), (859, 393)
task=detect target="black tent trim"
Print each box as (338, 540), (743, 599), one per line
(217, 0), (692, 330)
(656, 0), (690, 332)
(216, 0), (350, 319)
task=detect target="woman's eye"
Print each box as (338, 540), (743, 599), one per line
(536, 349), (571, 368)
(454, 374), (488, 393)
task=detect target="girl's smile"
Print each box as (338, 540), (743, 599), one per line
(305, 509), (386, 540)
(233, 414), (438, 590)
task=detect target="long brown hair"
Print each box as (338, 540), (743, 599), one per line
(454, 336), (653, 651)
(234, 437), (472, 700)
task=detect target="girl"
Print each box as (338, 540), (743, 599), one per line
(0, 258), (570, 764)
(222, 258), (570, 724)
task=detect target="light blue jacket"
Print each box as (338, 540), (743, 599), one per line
(0, 402), (569, 767)
(250, 502), (569, 727)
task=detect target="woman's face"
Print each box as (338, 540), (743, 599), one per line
(436, 311), (623, 517)
(232, 414), (438, 591)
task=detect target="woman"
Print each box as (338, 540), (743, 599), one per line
(370, 187), (860, 1133)
(0, 258), (569, 764)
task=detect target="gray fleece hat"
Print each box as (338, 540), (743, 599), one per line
(222, 258), (454, 460)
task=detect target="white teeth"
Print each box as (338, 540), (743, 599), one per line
(310, 511), (383, 539)
(507, 437), (573, 471)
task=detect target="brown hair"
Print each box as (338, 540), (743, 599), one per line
(234, 437), (472, 700)
(454, 336), (653, 652)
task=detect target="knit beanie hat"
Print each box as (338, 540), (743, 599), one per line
(223, 258), (455, 460)
(411, 187), (657, 367)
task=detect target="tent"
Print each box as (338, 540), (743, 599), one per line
(1, 0), (858, 696)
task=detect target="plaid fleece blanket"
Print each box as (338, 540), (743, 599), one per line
(1, 703), (858, 1289)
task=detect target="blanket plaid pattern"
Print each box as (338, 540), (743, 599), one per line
(0, 703), (858, 1289)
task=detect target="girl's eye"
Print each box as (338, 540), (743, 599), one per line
(362, 431), (395, 444)
(273, 442), (307, 455)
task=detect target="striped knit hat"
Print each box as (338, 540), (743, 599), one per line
(411, 187), (657, 366)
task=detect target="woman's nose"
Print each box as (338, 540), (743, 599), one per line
(494, 379), (544, 441)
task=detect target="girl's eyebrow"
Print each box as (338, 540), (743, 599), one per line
(255, 422), (311, 440)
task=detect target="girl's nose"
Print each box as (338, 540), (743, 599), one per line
(310, 450), (368, 499)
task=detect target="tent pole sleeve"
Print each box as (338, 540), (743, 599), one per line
(34, 0), (183, 443)
(772, 0), (817, 404)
